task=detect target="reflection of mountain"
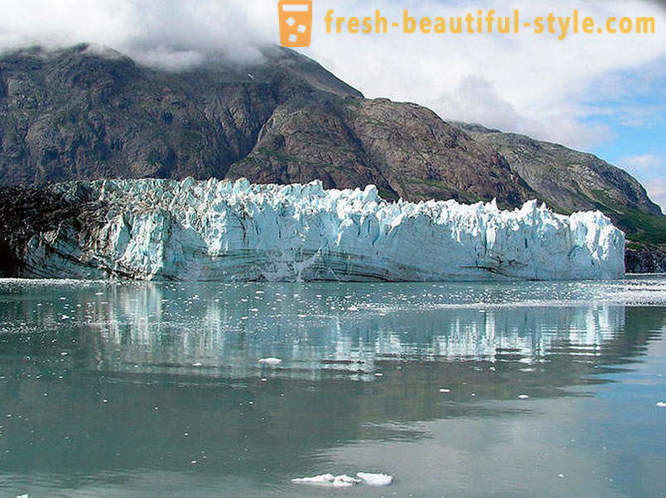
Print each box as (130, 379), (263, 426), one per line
(0, 282), (664, 378)
(0, 281), (664, 484)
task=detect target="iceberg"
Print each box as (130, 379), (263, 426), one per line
(20, 178), (624, 281)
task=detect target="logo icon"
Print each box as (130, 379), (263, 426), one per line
(278, 0), (312, 47)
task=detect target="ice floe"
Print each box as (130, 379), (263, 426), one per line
(291, 472), (393, 487)
(258, 358), (282, 366)
(291, 474), (361, 487)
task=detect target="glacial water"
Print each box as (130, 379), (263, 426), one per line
(0, 277), (665, 497)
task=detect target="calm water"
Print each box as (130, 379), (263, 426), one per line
(0, 277), (665, 497)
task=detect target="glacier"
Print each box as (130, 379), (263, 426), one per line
(20, 178), (625, 281)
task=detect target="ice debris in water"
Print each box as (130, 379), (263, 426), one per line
(291, 474), (361, 487)
(291, 472), (393, 487)
(356, 472), (393, 486)
(25, 178), (625, 281)
(258, 358), (282, 366)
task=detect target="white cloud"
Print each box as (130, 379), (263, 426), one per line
(0, 0), (664, 151)
(644, 178), (666, 212)
(619, 154), (665, 211)
(303, 0), (666, 149)
(621, 154), (663, 170)
(0, 0), (275, 68)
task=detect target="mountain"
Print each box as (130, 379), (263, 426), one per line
(0, 44), (663, 271)
(455, 123), (660, 217)
(0, 44), (531, 207)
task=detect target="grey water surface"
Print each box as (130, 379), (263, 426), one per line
(0, 277), (665, 497)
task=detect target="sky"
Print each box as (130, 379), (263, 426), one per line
(0, 0), (664, 210)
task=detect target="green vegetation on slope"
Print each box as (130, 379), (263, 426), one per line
(591, 189), (666, 245)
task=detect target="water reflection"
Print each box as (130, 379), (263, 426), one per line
(0, 282), (652, 376)
(0, 281), (664, 496)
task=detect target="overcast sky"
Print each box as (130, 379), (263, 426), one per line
(0, 0), (664, 209)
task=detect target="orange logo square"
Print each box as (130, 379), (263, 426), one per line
(278, 0), (313, 47)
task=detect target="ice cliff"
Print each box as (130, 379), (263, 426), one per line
(18, 178), (624, 281)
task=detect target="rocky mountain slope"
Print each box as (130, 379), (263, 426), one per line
(0, 44), (531, 207)
(0, 44), (663, 272)
(456, 123), (660, 217)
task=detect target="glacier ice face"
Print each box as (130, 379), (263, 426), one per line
(22, 178), (625, 281)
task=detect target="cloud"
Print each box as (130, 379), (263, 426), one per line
(303, 0), (666, 150)
(0, 0), (664, 153)
(644, 0), (666, 11)
(620, 154), (666, 212)
(621, 154), (663, 170)
(0, 0), (275, 68)
(644, 178), (666, 212)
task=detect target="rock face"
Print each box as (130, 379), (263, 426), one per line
(625, 247), (666, 274)
(0, 178), (625, 281)
(456, 123), (660, 216)
(0, 44), (357, 185)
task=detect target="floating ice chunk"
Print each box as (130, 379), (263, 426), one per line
(357, 472), (393, 486)
(258, 358), (282, 366)
(657, 401), (666, 407)
(291, 474), (361, 487)
(292, 472), (393, 487)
